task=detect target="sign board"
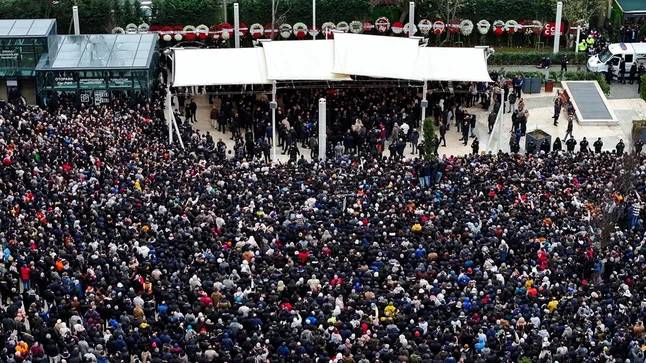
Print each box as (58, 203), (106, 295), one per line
(543, 22), (567, 37)
(55, 76), (75, 87)
(6, 80), (18, 87)
(0, 50), (18, 60)
(79, 93), (91, 104)
(94, 90), (109, 105)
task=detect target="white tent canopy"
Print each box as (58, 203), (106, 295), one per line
(261, 40), (351, 81)
(414, 47), (492, 82)
(171, 34), (492, 87)
(332, 32), (421, 80)
(172, 47), (270, 87)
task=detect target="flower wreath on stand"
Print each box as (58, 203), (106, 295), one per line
(375, 17), (390, 33)
(418, 19), (432, 37)
(293, 22), (308, 39)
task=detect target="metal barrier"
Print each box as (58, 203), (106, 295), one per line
(484, 101), (506, 153)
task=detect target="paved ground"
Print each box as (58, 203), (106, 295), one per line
(182, 95), (493, 163)
(487, 87), (646, 154)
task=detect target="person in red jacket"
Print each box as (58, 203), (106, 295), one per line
(20, 263), (30, 290)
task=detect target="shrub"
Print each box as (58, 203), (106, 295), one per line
(423, 117), (436, 160)
(488, 51), (585, 66)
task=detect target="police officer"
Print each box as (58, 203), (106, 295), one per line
(593, 137), (603, 153)
(580, 137), (590, 153)
(566, 137), (577, 152)
(615, 139), (625, 155)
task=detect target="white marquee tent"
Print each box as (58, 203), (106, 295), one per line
(171, 33), (492, 87)
(170, 33), (492, 162)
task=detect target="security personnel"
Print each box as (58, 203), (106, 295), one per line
(566, 137), (577, 152)
(580, 137), (590, 153)
(615, 139), (625, 155)
(578, 40), (587, 53)
(593, 137), (603, 153)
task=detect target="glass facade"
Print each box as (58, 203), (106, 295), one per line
(35, 33), (158, 106)
(0, 37), (48, 77)
(0, 19), (56, 79)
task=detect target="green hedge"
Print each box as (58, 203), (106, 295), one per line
(497, 70), (610, 95)
(488, 51), (585, 66)
(641, 75), (646, 101)
(547, 71), (610, 95)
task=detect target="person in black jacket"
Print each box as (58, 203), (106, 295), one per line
(635, 138), (644, 154)
(471, 137), (479, 155)
(488, 111), (496, 134)
(566, 136), (577, 152)
(580, 137), (590, 153)
(553, 137), (562, 151)
(540, 138), (550, 153)
(593, 138), (603, 153)
(439, 122), (447, 147)
(615, 139), (625, 155)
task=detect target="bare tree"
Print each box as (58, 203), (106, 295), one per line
(563, 0), (606, 28)
(271, 0), (293, 37)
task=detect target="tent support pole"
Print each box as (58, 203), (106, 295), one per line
(271, 80), (277, 163)
(408, 2), (415, 38)
(233, 3), (240, 48)
(420, 80), (427, 132)
(312, 0), (316, 40)
(318, 98), (326, 161)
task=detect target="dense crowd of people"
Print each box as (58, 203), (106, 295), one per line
(176, 79), (505, 162)
(0, 74), (645, 363)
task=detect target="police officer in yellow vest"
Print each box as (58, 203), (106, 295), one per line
(578, 40), (587, 53)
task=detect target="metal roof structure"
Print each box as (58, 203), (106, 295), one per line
(615, 0), (646, 14)
(562, 81), (618, 125)
(37, 33), (157, 71)
(0, 19), (56, 38)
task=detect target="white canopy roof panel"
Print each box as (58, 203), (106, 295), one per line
(261, 40), (351, 81)
(172, 48), (270, 87)
(171, 34), (493, 87)
(413, 47), (492, 82)
(332, 32), (421, 80)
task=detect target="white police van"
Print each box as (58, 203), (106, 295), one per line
(587, 42), (646, 76)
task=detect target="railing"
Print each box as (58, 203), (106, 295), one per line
(484, 100), (506, 153)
